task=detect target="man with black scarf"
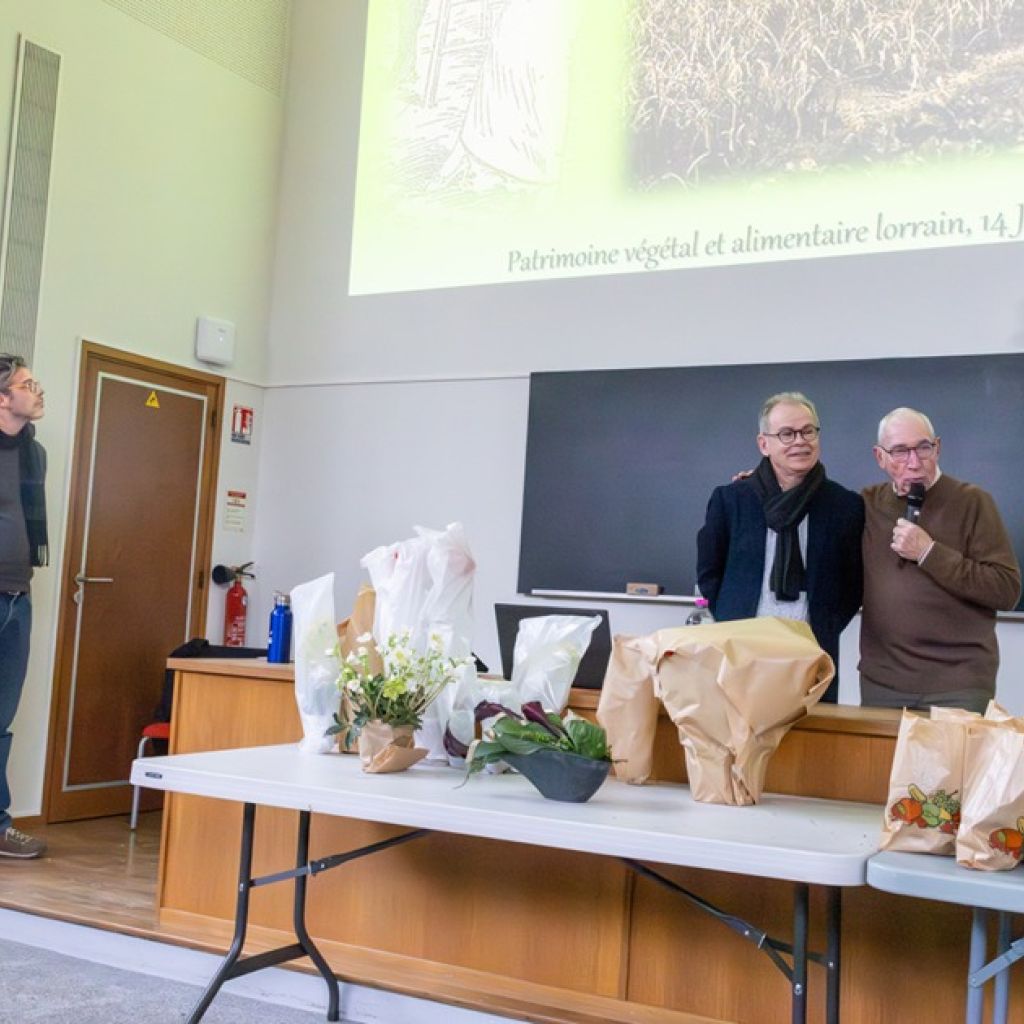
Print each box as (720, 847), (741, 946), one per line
(696, 392), (864, 702)
(0, 354), (47, 858)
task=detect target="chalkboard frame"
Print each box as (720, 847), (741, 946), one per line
(518, 354), (1024, 612)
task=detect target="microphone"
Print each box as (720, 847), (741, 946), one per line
(905, 482), (926, 524)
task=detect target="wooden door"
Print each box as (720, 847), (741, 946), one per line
(45, 342), (223, 821)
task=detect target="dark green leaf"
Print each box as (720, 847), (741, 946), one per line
(492, 716), (558, 747)
(563, 717), (610, 761)
(464, 739), (513, 776)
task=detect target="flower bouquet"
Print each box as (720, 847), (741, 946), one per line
(328, 630), (472, 773)
(466, 702), (612, 802)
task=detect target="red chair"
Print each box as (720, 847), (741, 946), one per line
(129, 721), (170, 830)
(131, 639), (266, 829)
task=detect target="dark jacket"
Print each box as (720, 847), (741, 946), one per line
(696, 476), (865, 702)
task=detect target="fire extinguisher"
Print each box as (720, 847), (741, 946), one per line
(212, 562), (254, 647)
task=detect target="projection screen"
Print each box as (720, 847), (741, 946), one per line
(350, 0), (1024, 296)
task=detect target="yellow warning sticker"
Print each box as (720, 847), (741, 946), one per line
(145, 391), (160, 409)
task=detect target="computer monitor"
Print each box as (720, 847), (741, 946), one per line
(494, 604), (613, 690)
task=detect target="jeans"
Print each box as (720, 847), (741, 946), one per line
(0, 593), (31, 832)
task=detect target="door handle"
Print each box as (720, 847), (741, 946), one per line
(73, 573), (114, 604)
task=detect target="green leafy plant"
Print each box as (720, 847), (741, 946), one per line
(327, 630), (471, 744)
(465, 701), (612, 776)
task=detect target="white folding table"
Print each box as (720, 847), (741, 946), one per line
(132, 743), (881, 1024)
(868, 851), (1024, 1024)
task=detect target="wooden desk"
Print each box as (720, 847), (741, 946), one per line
(136, 744), (880, 1023)
(153, 658), (1004, 1024)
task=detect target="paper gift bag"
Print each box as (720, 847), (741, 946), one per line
(957, 712), (1024, 871)
(653, 617), (833, 805)
(879, 708), (975, 854)
(334, 585), (380, 753)
(337, 585), (380, 670)
(597, 634), (661, 784)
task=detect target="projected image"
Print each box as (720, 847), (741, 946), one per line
(350, 1), (1024, 295)
(389, 0), (580, 197)
(631, 0), (1024, 187)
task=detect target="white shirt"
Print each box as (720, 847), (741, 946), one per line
(756, 518), (810, 623)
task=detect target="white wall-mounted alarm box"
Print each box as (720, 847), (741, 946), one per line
(195, 316), (236, 366)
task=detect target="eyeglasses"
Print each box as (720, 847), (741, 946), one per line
(6, 379), (42, 395)
(762, 425), (821, 445)
(878, 441), (937, 463)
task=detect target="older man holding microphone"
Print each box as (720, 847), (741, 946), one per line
(859, 407), (1021, 712)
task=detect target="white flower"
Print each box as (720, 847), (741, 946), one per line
(356, 632), (373, 644)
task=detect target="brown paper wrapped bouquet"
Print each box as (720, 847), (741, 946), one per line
(599, 617), (833, 805)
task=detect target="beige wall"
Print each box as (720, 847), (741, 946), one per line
(0, 0), (284, 819)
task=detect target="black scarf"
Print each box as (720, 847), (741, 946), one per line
(748, 456), (824, 602)
(0, 423), (48, 567)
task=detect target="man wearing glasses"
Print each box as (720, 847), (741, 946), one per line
(860, 407), (1020, 712)
(697, 392), (864, 702)
(0, 354), (47, 858)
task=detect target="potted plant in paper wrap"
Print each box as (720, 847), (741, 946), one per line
(328, 630), (472, 774)
(466, 702), (612, 802)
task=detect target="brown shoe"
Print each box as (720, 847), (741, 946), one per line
(0, 826), (46, 858)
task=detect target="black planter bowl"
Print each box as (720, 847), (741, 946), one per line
(503, 748), (611, 803)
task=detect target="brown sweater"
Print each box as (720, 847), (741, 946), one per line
(859, 474), (1021, 695)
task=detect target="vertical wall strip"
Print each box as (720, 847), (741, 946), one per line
(0, 38), (61, 361)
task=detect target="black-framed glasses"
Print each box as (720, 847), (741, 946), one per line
(7, 379), (42, 395)
(878, 440), (937, 463)
(762, 425), (821, 445)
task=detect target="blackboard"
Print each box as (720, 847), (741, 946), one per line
(517, 354), (1024, 612)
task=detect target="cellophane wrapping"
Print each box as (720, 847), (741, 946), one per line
(290, 572), (342, 754)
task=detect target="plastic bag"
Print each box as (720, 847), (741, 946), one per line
(361, 522), (476, 760)
(290, 573), (342, 754)
(443, 673), (520, 763)
(511, 614), (601, 711)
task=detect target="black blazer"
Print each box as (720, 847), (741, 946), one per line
(696, 477), (864, 702)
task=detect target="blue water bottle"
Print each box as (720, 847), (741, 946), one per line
(267, 592), (293, 663)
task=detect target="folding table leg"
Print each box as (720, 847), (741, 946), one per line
(966, 907), (987, 1024)
(186, 802), (257, 1024)
(825, 887), (841, 1024)
(293, 811), (340, 1020)
(186, 804), (342, 1024)
(993, 912), (1012, 1024)
(791, 883), (809, 1024)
